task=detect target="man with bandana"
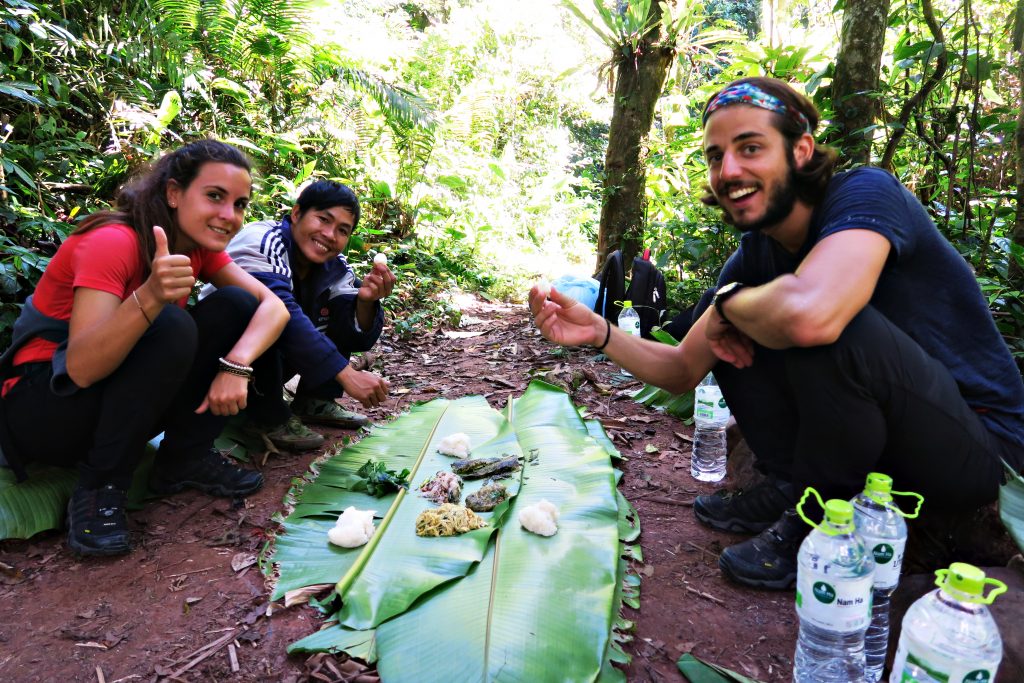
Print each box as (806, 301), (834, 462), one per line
(528, 77), (1024, 589)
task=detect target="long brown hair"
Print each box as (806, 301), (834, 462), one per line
(75, 140), (251, 277)
(700, 77), (838, 211)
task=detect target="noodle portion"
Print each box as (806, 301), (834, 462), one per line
(415, 503), (488, 537)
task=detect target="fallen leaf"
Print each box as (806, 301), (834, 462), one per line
(284, 583), (334, 608)
(231, 553), (257, 572)
(443, 330), (486, 339)
(644, 444), (660, 454)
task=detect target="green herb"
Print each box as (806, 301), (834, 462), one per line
(351, 459), (410, 497)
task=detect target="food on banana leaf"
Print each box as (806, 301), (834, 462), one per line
(327, 506), (376, 548)
(415, 503), (488, 537)
(519, 499), (559, 537)
(465, 481), (509, 512)
(449, 455), (520, 479)
(418, 471), (463, 505)
(351, 459), (410, 497)
(437, 432), (471, 458)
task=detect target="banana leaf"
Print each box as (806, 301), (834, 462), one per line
(631, 327), (694, 419)
(677, 653), (764, 683)
(368, 381), (621, 682)
(271, 396), (524, 630)
(288, 623), (378, 662)
(0, 442), (159, 540)
(0, 465), (77, 540)
(632, 384), (695, 419)
(999, 459), (1024, 554)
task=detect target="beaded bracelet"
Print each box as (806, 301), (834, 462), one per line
(218, 357), (254, 380)
(593, 319), (612, 351)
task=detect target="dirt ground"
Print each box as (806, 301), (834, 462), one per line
(1, 294), (1021, 683)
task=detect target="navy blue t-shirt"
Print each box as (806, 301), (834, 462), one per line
(719, 166), (1024, 452)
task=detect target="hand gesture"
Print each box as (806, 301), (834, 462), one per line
(195, 372), (249, 416)
(339, 365), (390, 408)
(143, 225), (196, 305)
(529, 285), (604, 348)
(705, 311), (755, 368)
(357, 262), (396, 303)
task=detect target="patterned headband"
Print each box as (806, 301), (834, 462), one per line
(702, 83), (812, 133)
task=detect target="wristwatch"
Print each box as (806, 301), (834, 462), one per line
(712, 282), (745, 325)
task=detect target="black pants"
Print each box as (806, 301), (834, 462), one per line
(714, 306), (1013, 512)
(245, 300), (353, 427)
(4, 287), (258, 489)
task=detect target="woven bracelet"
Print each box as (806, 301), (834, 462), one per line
(593, 319), (612, 351)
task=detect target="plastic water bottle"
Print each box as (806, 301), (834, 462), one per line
(691, 373), (729, 482)
(889, 563), (1005, 683)
(616, 300), (641, 376)
(852, 473), (924, 682)
(793, 490), (875, 683)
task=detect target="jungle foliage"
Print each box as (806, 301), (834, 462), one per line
(0, 0), (1022, 363)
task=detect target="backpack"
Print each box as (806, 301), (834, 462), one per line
(593, 250), (625, 324)
(626, 249), (667, 338)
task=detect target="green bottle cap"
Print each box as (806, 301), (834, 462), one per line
(935, 562), (1008, 605)
(622, 300), (633, 308)
(864, 472), (894, 503)
(823, 499), (854, 527)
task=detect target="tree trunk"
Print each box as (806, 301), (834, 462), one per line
(1011, 50), (1024, 286)
(594, 3), (674, 273)
(827, 0), (891, 165)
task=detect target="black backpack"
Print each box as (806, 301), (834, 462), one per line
(593, 249), (668, 339)
(626, 249), (667, 338)
(593, 250), (625, 324)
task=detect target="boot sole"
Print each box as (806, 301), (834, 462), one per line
(268, 438), (324, 451)
(67, 535), (131, 557)
(150, 476), (264, 498)
(294, 415), (368, 430)
(719, 555), (796, 590)
(693, 502), (774, 534)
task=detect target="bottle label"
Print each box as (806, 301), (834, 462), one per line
(694, 386), (729, 423)
(860, 533), (905, 589)
(795, 571), (872, 632)
(892, 633), (999, 682)
(617, 312), (641, 337)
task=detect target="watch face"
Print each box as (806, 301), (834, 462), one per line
(717, 282), (740, 297)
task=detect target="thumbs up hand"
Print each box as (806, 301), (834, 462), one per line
(144, 225), (195, 305)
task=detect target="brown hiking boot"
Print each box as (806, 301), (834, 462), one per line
(292, 397), (370, 429)
(246, 415), (325, 451)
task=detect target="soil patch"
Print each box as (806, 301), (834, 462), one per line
(0, 293), (1019, 682)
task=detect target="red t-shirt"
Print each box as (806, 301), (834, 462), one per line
(11, 223), (232, 368)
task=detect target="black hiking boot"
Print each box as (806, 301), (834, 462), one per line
(150, 449), (263, 497)
(718, 508), (807, 590)
(67, 484), (132, 557)
(693, 476), (798, 534)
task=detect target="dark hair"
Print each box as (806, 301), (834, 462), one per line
(700, 77), (837, 210)
(293, 180), (360, 229)
(76, 140), (252, 277)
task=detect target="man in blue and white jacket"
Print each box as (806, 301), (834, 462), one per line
(205, 180), (393, 450)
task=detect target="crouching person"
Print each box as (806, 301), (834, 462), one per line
(204, 180), (393, 451)
(0, 140), (289, 556)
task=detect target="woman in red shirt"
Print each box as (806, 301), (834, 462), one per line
(0, 140), (288, 556)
